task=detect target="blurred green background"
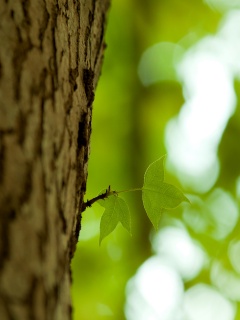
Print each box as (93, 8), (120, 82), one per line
(72, 1), (240, 319)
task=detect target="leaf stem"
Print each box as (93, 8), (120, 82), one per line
(116, 188), (142, 194)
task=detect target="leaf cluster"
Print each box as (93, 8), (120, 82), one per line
(83, 156), (189, 244)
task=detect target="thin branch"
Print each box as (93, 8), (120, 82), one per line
(82, 186), (116, 212)
(82, 186), (143, 212)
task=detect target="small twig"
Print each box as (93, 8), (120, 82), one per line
(82, 186), (117, 212)
(82, 186), (143, 213)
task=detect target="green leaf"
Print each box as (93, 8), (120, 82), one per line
(142, 156), (189, 229)
(98, 195), (131, 244)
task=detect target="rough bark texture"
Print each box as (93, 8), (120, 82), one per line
(0, 0), (109, 319)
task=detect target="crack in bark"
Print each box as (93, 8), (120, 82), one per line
(13, 33), (33, 100)
(0, 208), (16, 270)
(39, 1), (50, 51)
(83, 68), (94, 107)
(0, 135), (4, 184)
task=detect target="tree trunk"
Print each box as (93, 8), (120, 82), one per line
(0, 0), (109, 319)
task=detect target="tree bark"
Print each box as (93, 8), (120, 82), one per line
(0, 0), (109, 319)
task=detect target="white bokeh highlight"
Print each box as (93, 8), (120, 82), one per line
(152, 226), (206, 280)
(183, 284), (236, 320)
(125, 256), (184, 320)
(165, 11), (240, 192)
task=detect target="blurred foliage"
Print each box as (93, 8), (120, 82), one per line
(71, 0), (240, 319)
